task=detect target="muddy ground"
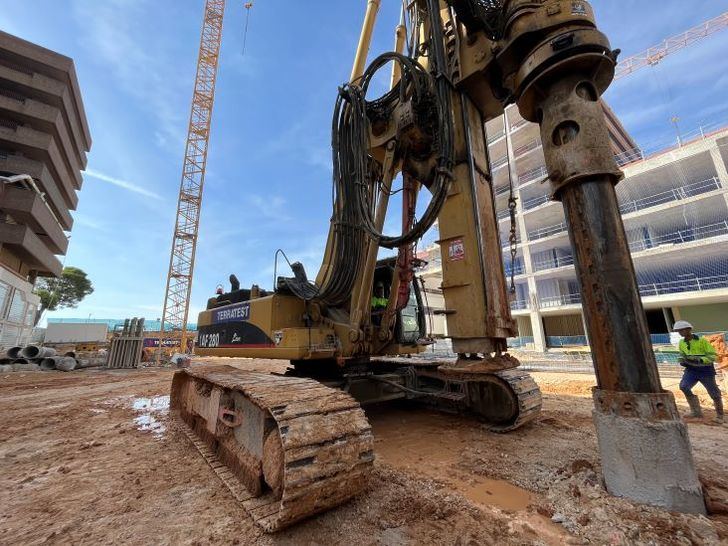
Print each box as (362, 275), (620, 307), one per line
(1, 359), (727, 545)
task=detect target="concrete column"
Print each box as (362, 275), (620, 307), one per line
(504, 107), (547, 353)
(662, 307), (675, 332)
(530, 311), (547, 351)
(709, 144), (728, 209)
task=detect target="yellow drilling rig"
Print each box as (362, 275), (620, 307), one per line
(171, 0), (708, 531)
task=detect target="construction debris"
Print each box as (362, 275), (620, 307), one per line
(107, 318), (145, 369)
(1, 345), (108, 373)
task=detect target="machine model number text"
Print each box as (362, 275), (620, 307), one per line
(199, 333), (221, 348)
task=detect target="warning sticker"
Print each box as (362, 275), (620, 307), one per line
(448, 239), (465, 262)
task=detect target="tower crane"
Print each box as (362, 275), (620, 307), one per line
(614, 10), (728, 81)
(159, 0), (229, 355)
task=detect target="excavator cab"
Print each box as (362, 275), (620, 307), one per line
(371, 258), (427, 346)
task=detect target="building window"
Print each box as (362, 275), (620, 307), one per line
(0, 281), (10, 320)
(0, 324), (19, 347)
(7, 290), (26, 324)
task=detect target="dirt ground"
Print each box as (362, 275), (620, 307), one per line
(2, 359), (728, 545)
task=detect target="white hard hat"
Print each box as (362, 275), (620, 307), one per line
(673, 320), (693, 331)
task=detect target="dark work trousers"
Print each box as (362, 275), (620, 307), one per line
(680, 366), (722, 401)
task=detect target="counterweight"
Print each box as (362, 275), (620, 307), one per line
(161, 0), (226, 352)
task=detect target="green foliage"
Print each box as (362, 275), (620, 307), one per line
(34, 267), (94, 323)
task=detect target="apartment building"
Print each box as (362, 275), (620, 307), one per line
(418, 105), (728, 351)
(0, 31), (91, 348)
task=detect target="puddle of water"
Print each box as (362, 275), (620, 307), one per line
(131, 396), (170, 437)
(460, 477), (533, 512)
(132, 396), (170, 411)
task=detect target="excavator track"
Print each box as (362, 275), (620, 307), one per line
(417, 364), (543, 432)
(171, 366), (374, 532)
(477, 369), (543, 432)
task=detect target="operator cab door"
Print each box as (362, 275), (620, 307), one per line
(373, 261), (427, 345)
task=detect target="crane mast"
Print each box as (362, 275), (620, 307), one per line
(160, 0), (226, 353)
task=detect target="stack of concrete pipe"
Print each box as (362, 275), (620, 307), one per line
(1, 345), (108, 373)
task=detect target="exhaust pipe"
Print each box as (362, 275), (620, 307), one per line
(20, 346), (57, 359)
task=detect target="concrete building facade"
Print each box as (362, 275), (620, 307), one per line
(0, 31), (91, 349)
(418, 105), (728, 352)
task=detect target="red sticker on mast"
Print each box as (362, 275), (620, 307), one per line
(448, 239), (465, 262)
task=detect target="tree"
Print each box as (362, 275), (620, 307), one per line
(34, 266), (94, 325)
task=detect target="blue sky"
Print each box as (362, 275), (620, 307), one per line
(2, 0), (728, 324)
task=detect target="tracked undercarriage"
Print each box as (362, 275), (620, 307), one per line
(171, 359), (541, 532)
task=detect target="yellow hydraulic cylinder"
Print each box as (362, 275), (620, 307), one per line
(390, 21), (407, 88)
(317, 0), (382, 290)
(350, 0), (381, 84)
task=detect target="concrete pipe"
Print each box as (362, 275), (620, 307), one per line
(0, 358), (12, 365)
(20, 346), (57, 359)
(64, 351), (77, 359)
(13, 358), (30, 365)
(55, 357), (78, 372)
(40, 358), (57, 370)
(6, 346), (23, 359)
(76, 357), (106, 369)
(13, 363), (41, 372)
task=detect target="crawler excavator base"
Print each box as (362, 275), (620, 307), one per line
(170, 366), (374, 532)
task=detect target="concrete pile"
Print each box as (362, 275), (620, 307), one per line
(0, 346), (108, 373)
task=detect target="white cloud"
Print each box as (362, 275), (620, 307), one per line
(72, 213), (105, 232)
(85, 169), (162, 200)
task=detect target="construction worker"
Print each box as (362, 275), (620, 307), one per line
(674, 320), (724, 424)
(371, 282), (388, 326)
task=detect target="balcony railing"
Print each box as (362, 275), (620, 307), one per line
(513, 139), (541, 157)
(528, 221), (568, 241)
(629, 220), (728, 253)
(505, 263), (526, 277)
(639, 274), (728, 298)
(510, 299), (530, 311)
(523, 194), (551, 211)
(501, 235), (522, 248)
(510, 118), (529, 131)
(494, 183), (512, 197)
(619, 177), (722, 216)
(533, 255), (574, 272)
(518, 165), (548, 186)
(491, 155), (509, 170)
(487, 130), (505, 144)
(540, 293), (582, 308)
(497, 208), (511, 221)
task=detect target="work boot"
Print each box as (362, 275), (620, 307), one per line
(684, 394), (703, 418)
(713, 397), (724, 424)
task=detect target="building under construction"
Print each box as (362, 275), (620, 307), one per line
(0, 30), (91, 348)
(419, 112), (728, 350)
